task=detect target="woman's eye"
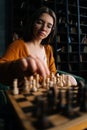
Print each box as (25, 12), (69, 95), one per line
(47, 24), (53, 29)
(35, 19), (53, 29)
(36, 20), (43, 24)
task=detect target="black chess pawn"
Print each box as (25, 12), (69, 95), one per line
(47, 87), (57, 114)
(66, 86), (80, 119)
(57, 88), (67, 113)
(72, 86), (80, 109)
(82, 85), (87, 112)
(79, 83), (87, 112)
(65, 87), (74, 118)
(34, 98), (52, 129)
(83, 86), (87, 112)
(33, 96), (43, 118)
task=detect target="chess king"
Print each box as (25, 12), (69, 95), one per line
(0, 6), (77, 88)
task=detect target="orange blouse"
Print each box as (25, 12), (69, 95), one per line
(0, 39), (57, 85)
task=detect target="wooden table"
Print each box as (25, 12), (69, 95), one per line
(5, 89), (87, 130)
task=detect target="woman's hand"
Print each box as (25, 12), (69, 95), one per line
(20, 55), (50, 78)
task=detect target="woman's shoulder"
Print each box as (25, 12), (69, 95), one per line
(44, 44), (52, 50)
(12, 39), (24, 45)
(9, 39), (25, 48)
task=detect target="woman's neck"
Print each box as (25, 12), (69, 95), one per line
(27, 39), (43, 48)
(31, 39), (42, 46)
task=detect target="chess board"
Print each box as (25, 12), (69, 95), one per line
(5, 85), (87, 130)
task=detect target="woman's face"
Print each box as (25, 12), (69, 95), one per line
(33, 13), (54, 40)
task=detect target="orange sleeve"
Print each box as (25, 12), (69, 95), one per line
(0, 39), (28, 85)
(45, 44), (57, 74)
(0, 39), (28, 63)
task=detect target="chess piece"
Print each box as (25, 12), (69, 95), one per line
(32, 79), (37, 92)
(35, 96), (43, 117)
(83, 86), (87, 112)
(57, 87), (66, 113)
(12, 78), (19, 95)
(47, 87), (56, 113)
(46, 77), (50, 90)
(49, 81), (54, 88)
(61, 74), (66, 86)
(78, 82), (87, 112)
(29, 76), (34, 90)
(66, 87), (75, 118)
(35, 97), (51, 129)
(56, 74), (61, 88)
(50, 72), (55, 81)
(42, 77), (46, 88)
(39, 101), (51, 129)
(36, 74), (40, 88)
(67, 75), (72, 87)
(53, 76), (57, 86)
(60, 76), (64, 87)
(24, 77), (30, 93)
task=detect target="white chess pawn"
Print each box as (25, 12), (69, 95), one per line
(53, 77), (57, 86)
(56, 73), (61, 86)
(56, 73), (60, 78)
(24, 77), (30, 92)
(58, 76), (63, 88)
(36, 74), (40, 88)
(50, 72), (55, 81)
(42, 77), (46, 88)
(32, 79), (37, 92)
(61, 74), (66, 85)
(49, 80), (54, 88)
(46, 77), (50, 90)
(12, 78), (19, 95)
(29, 76), (34, 90)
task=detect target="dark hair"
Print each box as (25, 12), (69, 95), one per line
(23, 6), (57, 44)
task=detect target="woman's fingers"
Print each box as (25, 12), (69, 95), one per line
(35, 57), (50, 78)
(20, 56), (37, 75)
(20, 55), (50, 78)
(26, 56), (37, 73)
(20, 58), (28, 71)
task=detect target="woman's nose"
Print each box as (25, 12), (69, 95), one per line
(41, 24), (47, 31)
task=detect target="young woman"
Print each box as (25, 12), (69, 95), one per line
(0, 6), (77, 87)
(0, 6), (57, 86)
